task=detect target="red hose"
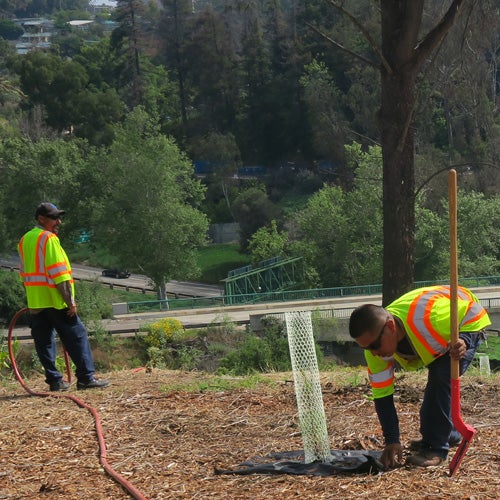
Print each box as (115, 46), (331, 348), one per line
(7, 308), (149, 500)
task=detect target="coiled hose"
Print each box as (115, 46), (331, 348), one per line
(7, 308), (149, 500)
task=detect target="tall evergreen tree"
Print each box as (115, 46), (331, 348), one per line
(181, 6), (240, 134)
(159, 0), (194, 134)
(111, 0), (146, 108)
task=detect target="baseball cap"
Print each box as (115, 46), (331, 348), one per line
(35, 202), (66, 219)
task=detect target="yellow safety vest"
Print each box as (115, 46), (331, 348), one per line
(366, 285), (491, 399)
(18, 227), (74, 309)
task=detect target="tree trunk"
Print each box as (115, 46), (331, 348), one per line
(380, 69), (417, 305)
(379, 0), (466, 305)
(156, 279), (168, 304)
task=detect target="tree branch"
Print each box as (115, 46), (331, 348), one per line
(0, 78), (24, 98)
(306, 22), (379, 69)
(325, 0), (393, 75)
(413, 0), (467, 69)
(415, 161), (499, 198)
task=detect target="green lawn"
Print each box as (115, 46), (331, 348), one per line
(478, 334), (500, 362)
(197, 243), (251, 284)
(72, 242), (250, 286)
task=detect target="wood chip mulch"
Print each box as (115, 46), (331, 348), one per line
(0, 369), (498, 499)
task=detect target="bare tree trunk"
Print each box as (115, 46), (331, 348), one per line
(379, 0), (466, 305)
(157, 279), (169, 307)
(380, 69), (417, 305)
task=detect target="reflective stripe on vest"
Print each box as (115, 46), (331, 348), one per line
(19, 230), (73, 290)
(35, 231), (50, 272)
(462, 301), (489, 327)
(368, 361), (394, 389)
(407, 286), (455, 357)
(21, 274), (57, 287)
(400, 284), (488, 359)
(18, 235), (25, 273)
(47, 262), (71, 280)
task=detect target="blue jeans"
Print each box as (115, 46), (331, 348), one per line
(419, 331), (483, 457)
(30, 308), (95, 385)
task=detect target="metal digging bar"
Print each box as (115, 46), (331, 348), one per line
(448, 169), (477, 477)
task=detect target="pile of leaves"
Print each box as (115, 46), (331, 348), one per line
(0, 368), (498, 499)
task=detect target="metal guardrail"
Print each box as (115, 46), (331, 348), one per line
(262, 296), (500, 324)
(481, 297), (500, 309)
(124, 276), (500, 314)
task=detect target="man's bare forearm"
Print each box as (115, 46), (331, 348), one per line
(56, 281), (75, 307)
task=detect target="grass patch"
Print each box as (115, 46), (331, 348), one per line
(86, 284), (156, 304)
(197, 243), (251, 284)
(477, 334), (500, 361)
(69, 243), (116, 268)
(158, 373), (275, 393)
(276, 192), (312, 216)
(71, 242), (250, 285)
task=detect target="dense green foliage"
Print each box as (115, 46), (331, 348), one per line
(0, 19), (23, 40)
(0, 270), (24, 322)
(218, 318), (295, 375)
(87, 108), (209, 299)
(1, 1), (498, 176)
(0, 0), (498, 292)
(248, 220), (289, 266)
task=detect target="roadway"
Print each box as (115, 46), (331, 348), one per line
(3, 253), (499, 339)
(101, 286), (500, 335)
(8, 295), (373, 340)
(0, 257), (223, 298)
(11, 287), (499, 340)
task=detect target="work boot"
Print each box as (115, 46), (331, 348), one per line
(49, 380), (71, 392)
(408, 437), (460, 451)
(406, 451), (446, 467)
(77, 378), (109, 390)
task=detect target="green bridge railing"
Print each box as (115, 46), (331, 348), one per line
(124, 276), (500, 315)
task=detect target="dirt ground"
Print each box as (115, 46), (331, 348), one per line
(0, 368), (498, 500)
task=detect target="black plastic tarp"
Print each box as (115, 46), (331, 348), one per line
(215, 449), (384, 476)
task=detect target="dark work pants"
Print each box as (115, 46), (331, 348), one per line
(30, 308), (95, 385)
(419, 332), (483, 458)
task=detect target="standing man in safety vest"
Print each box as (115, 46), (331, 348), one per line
(18, 202), (109, 391)
(349, 285), (490, 468)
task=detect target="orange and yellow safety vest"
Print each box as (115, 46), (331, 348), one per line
(366, 285), (491, 399)
(18, 227), (74, 309)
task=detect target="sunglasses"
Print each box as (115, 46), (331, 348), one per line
(363, 316), (390, 351)
(46, 214), (62, 220)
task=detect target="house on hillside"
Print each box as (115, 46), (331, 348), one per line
(14, 18), (54, 54)
(67, 20), (94, 31)
(89, 0), (117, 13)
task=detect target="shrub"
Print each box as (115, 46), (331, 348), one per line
(146, 346), (169, 369)
(141, 318), (197, 369)
(204, 314), (238, 339)
(218, 335), (273, 375)
(218, 317), (293, 375)
(176, 346), (203, 371)
(0, 333), (17, 374)
(0, 271), (26, 324)
(218, 316), (325, 375)
(142, 318), (185, 348)
(75, 281), (113, 321)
